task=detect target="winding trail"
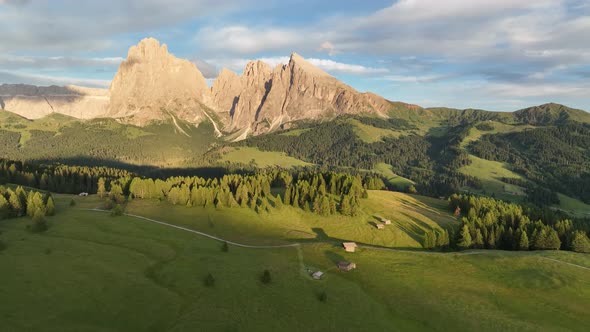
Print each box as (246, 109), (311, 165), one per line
(88, 209), (298, 249)
(84, 209), (590, 271)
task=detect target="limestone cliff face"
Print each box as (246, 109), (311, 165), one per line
(210, 53), (391, 134)
(108, 37), (211, 125)
(0, 84), (109, 119)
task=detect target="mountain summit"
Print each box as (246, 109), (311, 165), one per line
(108, 37), (211, 125)
(211, 53), (392, 134)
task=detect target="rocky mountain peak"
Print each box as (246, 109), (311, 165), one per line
(244, 60), (271, 77)
(287, 52), (329, 78)
(108, 37), (210, 125)
(208, 52), (392, 136)
(127, 37), (169, 61)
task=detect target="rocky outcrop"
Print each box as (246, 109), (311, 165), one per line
(108, 37), (211, 125)
(0, 84), (109, 119)
(210, 53), (392, 134)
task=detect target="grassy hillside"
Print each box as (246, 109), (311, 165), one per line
(0, 111), (218, 167)
(219, 147), (312, 168)
(1, 193), (589, 331)
(124, 190), (454, 248)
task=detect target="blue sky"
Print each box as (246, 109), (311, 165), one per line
(1, 0), (589, 111)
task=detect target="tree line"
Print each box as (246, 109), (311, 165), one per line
(126, 170), (385, 216)
(450, 194), (590, 253)
(0, 159), (133, 194)
(0, 185), (55, 232)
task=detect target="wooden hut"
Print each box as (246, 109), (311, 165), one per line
(342, 242), (357, 252)
(337, 261), (357, 272)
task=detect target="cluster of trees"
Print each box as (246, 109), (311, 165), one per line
(127, 170), (384, 216)
(0, 159), (133, 195)
(450, 194), (590, 253)
(470, 122), (590, 203)
(0, 185), (55, 232)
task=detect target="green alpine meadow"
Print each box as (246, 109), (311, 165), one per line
(1, 1), (590, 331)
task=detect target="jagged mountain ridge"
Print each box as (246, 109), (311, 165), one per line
(211, 53), (392, 134)
(1, 37), (589, 137)
(0, 38), (392, 134)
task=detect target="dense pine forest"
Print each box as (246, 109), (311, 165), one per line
(451, 194), (590, 253)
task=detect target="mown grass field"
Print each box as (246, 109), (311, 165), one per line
(1, 192), (589, 331)
(124, 190), (455, 248)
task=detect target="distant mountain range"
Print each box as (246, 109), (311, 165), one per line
(2, 37), (587, 140)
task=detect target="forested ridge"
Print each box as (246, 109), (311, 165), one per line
(470, 122), (590, 203)
(239, 119), (479, 196)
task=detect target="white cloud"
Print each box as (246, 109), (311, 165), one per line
(196, 26), (311, 55)
(0, 0), (256, 52)
(319, 41), (336, 56)
(0, 71), (111, 88)
(307, 58), (388, 74)
(0, 55), (124, 69)
(382, 74), (446, 83)
(207, 56), (389, 76)
(485, 82), (590, 98)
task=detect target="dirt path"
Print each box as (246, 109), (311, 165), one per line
(88, 209), (298, 249)
(84, 209), (590, 271)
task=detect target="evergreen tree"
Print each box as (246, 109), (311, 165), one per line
(97, 177), (107, 198)
(458, 224), (473, 250)
(545, 229), (561, 250)
(221, 241), (229, 252)
(571, 231), (590, 253)
(0, 195), (10, 219)
(261, 269), (272, 284)
(204, 273), (215, 287)
(339, 195), (351, 216)
(518, 231), (529, 250)
(45, 196), (55, 216)
(474, 229), (484, 249)
(110, 183), (124, 203)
